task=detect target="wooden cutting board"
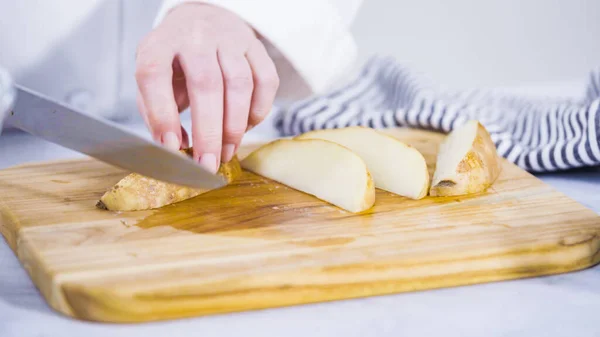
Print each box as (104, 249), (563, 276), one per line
(1, 128), (599, 323)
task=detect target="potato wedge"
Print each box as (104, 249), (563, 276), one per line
(430, 120), (502, 196)
(97, 149), (242, 211)
(241, 139), (375, 213)
(296, 127), (429, 199)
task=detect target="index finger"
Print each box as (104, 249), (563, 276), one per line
(135, 38), (182, 151)
(179, 51), (224, 173)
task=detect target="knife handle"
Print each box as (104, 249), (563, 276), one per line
(0, 67), (16, 133)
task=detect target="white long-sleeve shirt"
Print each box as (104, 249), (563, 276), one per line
(0, 0), (363, 120)
(155, 0), (363, 102)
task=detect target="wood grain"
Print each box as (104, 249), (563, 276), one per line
(0, 128), (599, 323)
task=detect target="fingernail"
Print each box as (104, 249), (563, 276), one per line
(199, 153), (218, 174)
(162, 132), (180, 151)
(222, 144), (235, 163)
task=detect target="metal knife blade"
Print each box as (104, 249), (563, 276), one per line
(4, 85), (225, 189)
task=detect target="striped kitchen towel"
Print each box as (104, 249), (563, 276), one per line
(275, 56), (600, 172)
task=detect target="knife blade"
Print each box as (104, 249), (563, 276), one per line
(4, 85), (225, 189)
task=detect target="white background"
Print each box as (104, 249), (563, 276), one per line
(352, 0), (600, 89)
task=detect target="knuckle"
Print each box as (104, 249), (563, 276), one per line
(255, 72), (280, 91)
(187, 70), (222, 91)
(224, 125), (246, 141)
(135, 56), (164, 81)
(146, 112), (169, 128)
(135, 34), (172, 81)
(196, 128), (222, 144)
(224, 74), (253, 92)
(249, 109), (269, 124)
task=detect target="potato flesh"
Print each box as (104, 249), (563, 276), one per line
(433, 121), (479, 183)
(430, 120), (501, 196)
(297, 127), (429, 199)
(241, 139), (375, 213)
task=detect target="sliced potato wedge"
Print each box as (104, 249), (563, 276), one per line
(430, 120), (502, 196)
(296, 127), (429, 199)
(97, 149), (242, 211)
(241, 139), (375, 213)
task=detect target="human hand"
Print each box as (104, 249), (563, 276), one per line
(135, 3), (279, 173)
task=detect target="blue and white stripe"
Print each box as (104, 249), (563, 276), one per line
(275, 56), (600, 172)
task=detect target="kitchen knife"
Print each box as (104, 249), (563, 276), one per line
(2, 84), (225, 189)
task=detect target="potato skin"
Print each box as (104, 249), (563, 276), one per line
(97, 151), (242, 211)
(430, 122), (502, 197)
(362, 170), (376, 212)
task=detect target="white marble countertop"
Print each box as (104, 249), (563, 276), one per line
(1, 93), (599, 337)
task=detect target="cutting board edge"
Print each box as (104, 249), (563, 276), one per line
(0, 197), (19, 251)
(41, 233), (600, 323)
(16, 232), (76, 316)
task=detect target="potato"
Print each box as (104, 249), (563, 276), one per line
(241, 139), (375, 213)
(430, 120), (502, 196)
(296, 127), (429, 199)
(97, 148), (242, 211)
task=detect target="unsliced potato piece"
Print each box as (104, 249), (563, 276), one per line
(430, 120), (502, 196)
(97, 149), (242, 211)
(296, 127), (429, 199)
(241, 139), (375, 213)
